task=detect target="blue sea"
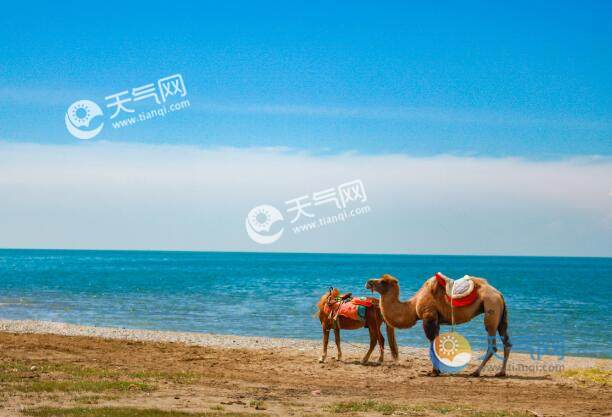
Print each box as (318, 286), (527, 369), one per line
(0, 249), (610, 358)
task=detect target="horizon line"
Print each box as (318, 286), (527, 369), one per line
(0, 247), (610, 260)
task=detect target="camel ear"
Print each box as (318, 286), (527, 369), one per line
(382, 274), (398, 284)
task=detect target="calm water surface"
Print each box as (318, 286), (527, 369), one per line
(0, 249), (610, 357)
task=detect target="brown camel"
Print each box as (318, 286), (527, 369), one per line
(316, 288), (399, 364)
(366, 274), (511, 376)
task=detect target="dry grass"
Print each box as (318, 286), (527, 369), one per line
(561, 368), (612, 386)
(0, 360), (156, 394)
(326, 400), (532, 416)
(0, 359), (204, 395)
(24, 408), (261, 417)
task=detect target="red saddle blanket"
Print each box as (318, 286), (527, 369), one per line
(435, 273), (478, 307)
(324, 296), (378, 321)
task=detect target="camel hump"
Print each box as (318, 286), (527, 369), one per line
(434, 272), (477, 301)
(435, 272), (452, 288)
(451, 276), (475, 298)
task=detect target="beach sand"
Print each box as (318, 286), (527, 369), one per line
(0, 319), (610, 417)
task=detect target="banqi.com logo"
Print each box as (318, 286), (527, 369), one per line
(64, 73), (190, 140)
(430, 331), (472, 373)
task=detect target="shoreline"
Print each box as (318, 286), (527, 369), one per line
(0, 318), (414, 354)
(1, 318), (609, 370)
(0, 319), (610, 417)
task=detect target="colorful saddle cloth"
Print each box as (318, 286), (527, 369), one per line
(435, 272), (478, 307)
(324, 296), (378, 322)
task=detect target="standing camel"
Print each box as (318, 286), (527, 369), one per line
(316, 288), (399, 364)
(366, 274), (511, 376)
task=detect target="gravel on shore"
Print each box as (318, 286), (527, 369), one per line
(1, 319), (608, 371)
(0, 318), (425, 356)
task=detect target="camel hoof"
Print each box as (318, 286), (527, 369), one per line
(318, 357), (325, 363)
(495, 371), (507, 378)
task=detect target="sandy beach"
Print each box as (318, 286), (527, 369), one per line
(0, 319), (610, 417)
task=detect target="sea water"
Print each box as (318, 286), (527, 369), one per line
(0, 249), (609, 358)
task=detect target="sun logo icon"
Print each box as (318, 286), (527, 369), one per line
(438, 334), (459, 355)
(64, 99), (104, 140)
(430, 331), (472, 374)
(245, 204), (284, 244)
(250, 207), (273, 231)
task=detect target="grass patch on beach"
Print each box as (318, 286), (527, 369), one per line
(465, 412), (532, 417)
(0, 360), (154, 393)
(13, 380), (154, 393)
(326, 400), (459, 414)
(0, 360), (197, 384)
(24, 407), (261, 417)
(326, 400), (531, 416)
(561, 368), (612, 386)
(0, 360), (203, 396)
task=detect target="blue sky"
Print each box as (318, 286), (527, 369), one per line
(0, 2), (610, 256)
(0, 1), (610, 156)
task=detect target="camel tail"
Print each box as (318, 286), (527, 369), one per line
(498, 296), (509, 336)
(385, 323), (399, 361)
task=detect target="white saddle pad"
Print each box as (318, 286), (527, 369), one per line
(447, 275), (475, 299)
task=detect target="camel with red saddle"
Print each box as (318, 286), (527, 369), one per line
(366, 273), (511, 376)
(316, 288), (399, 364)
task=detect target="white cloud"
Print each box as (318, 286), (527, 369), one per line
(0, 142), (610, 256)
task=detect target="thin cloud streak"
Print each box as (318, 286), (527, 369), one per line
(0, 87), (608, 131)
(193, 102), (611, 130)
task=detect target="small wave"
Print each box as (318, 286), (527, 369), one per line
(0, 299), (34, 307)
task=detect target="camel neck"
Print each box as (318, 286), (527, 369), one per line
(380, 290), (418, 329)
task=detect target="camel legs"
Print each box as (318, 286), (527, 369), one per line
(386, 325), (399, 363)
(423, 317), (440, 376)
(471, 328), (497, 376)
(496, 308), (512, 377)
(376, 324), (385, 363)
(471, 306), (502, 376)
(362, 325), (377, 364)
(496, 334), (512, 377)
(333, 327), (342, 361)
(319, 327), (330, 363)
(472, 302), (511, 377)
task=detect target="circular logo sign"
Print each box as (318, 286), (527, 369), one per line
(65, 100), (104, 139)
(245, 204), (284, 244)
(429, 331), (472, 374)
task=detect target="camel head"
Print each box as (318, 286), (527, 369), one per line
(317, 287), (339, 310)
(365, 274), (400, 295)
